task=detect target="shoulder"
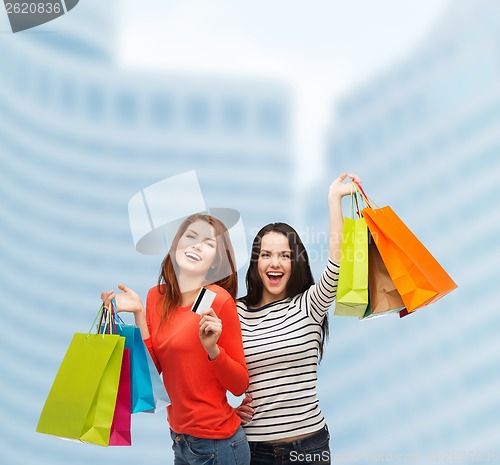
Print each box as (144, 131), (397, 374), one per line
(146, 285), (163, 307)
(236, 298), (247, 311)
(147, 285), (162, 298)
(206, 284), (235, 311)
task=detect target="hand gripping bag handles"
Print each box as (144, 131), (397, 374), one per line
(335, 189), (369, 317)
(353, 182), (458, 313)
(36, 305), (125, 446)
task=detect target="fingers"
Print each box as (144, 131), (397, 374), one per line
(329, 173), (363, 202)
(199, 317), (222, 336)
(336, 173), (361, 184)
(198, 309), (222, 338)
(235, 393), (254, 424)
(235, 405), (254, 424)
(199, 307), (216, 318)
(100, 290), (115, 307)
(347, 172), (362, 185)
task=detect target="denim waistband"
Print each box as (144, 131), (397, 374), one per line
(249, 426), (329, 455)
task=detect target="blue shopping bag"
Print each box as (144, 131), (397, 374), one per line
(144, 349), (171, 412)
(117, 324), (155, 413)
(100, 302), (155, 414)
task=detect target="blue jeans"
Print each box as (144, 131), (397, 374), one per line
(248, 426), (330, 465)
(170, 426), (250, 465)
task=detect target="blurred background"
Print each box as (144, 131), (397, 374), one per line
(1, 0), (500, 464)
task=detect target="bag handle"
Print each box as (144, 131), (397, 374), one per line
(351, 181), (380, 210)
(348, 183), (364, 220)
(97, 298), (124, 336)
(110, 298), (125, 330)
(88, 304), (108, 338)
(90, 298), (123, 338)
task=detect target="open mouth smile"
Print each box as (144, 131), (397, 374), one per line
(267, 271), (284, 284)
(185, 252), (202, 262)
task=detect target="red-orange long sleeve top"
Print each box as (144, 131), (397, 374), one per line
(144, 284), (248, 439)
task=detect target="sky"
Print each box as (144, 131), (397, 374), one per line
(117, 0), (452, 185)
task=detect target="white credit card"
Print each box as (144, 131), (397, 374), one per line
(192, 287), (217, 315)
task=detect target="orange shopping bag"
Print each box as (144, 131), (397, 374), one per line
(354, 182), (457, 313)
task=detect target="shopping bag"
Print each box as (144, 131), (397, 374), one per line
(116, 325), (155, 413)
(108, 348), (132, 446)
(106, 303), (170, 413)
(335, 213), (369, 317)
(360, 238), (406, 320)
(144, 349), (171, 412)
(101, 302), (155, 413)
(36, 332), (125, 446)
(354, 182), (457, 312)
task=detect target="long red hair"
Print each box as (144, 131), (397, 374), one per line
(157, 214), (237, 324)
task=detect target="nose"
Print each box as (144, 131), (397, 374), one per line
(192, 242), (202, 251)
(270, 255), (280, 267)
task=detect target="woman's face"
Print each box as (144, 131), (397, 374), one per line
(175, 220), (217, 278)
(257, 232), (292, 305)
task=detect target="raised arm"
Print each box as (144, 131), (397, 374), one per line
(299, 173), (361, 322)
(328, 172), (362, 264)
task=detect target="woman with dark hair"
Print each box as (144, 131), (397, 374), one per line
(236, 173), (361, 465)
(102, 213), (250, 465)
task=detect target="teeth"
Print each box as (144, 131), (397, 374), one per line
(268, 272), (283, 277)
(186, 252), (201, 261)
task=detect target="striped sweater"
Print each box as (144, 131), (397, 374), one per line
(236, 259), (340, 442)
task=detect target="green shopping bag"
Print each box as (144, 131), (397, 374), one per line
(335, 192), (369, 317)
(36, 321), (125, 446)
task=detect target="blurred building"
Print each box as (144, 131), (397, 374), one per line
(303, 0), (500, 461)
(0, 2), (293, 465)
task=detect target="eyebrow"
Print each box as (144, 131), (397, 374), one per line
(260, 249), (292, 253)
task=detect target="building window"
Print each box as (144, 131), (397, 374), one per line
(221, 98), (246, 133)
(256, 100), (286, 138)
(86, 84), (105, 120)
(15, 59), (29, 96)
(186, 96), (210, 131)
(37, 67), (51, 105)
(59, 77), (76, 114)
(151, 95), (174, 127)
(115, 91), (137, 124)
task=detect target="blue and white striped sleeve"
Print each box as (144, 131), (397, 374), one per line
(296, 259), (340, 323)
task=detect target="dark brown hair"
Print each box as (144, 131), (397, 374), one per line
(157, 214), (237, 324)
(243, 222), (329, 361)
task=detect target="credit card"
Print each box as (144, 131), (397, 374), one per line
(192, 287), (217, 315)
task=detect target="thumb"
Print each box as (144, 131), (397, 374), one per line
(242, 393), (252, 405)
(118, 283), (128, 292)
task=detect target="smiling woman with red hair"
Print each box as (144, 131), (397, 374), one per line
(102, 213), (250, 465)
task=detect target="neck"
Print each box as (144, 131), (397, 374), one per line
(177, 271), (206, 307)
(256, 291), (286, 308)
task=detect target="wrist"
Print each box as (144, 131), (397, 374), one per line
(133, 309), (146, 324)
(328, 191), (344, 202)
(207, 345), (221, 361)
